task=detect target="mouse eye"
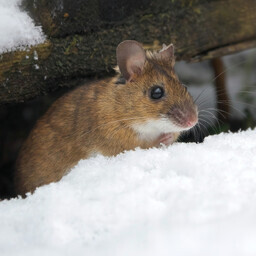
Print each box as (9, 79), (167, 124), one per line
(150, 86), (165, 100)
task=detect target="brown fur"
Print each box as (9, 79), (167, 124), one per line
(15, 41), (197, 196)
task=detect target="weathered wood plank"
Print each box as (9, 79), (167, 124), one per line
(1, 0), (256, 104)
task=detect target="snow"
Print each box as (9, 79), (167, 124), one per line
(0, 0), (45, 54)
(1, 130), (256, 256)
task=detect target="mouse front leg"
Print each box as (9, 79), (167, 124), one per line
(134, 132), (180, 150)
(158, 132), (180, 146)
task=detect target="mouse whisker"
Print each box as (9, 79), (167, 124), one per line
(193, 87), (209, 104)
(209, 57), (256, 83)
(198, 115), (219, 134)
(195, 120), (209, 139)
(199, 109), (223, 129)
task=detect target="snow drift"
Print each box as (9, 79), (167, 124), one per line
(0, 0), (45, 53)
(1, 130), (256, 256)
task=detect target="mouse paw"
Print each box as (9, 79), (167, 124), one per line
(158, 133), (178, 146)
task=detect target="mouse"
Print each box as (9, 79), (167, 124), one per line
(15, 40), (198, 196)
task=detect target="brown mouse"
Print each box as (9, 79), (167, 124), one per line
(15, 40), (198, 196)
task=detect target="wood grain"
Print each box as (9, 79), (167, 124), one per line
(1, 0), (256, 104)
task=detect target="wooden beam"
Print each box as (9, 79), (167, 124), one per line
(1, 0), (256, 104)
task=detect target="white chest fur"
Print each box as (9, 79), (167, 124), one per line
(131, 117), (186, 141)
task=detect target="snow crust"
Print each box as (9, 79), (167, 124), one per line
(0, 0), (45, 54)
(1, 130), (256, 256)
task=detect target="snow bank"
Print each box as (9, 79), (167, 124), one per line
(1, 130), (256, 256)
(0, 0), (45, 53)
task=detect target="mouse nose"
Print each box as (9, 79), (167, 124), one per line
(168, 104), (198, 129)
(186, 116), (198, 128)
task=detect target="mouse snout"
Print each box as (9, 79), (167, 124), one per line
(185, 111), (198, 128)
(168, 103), (198, 129)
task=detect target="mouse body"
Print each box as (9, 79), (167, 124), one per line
(15, 40), (198, 196)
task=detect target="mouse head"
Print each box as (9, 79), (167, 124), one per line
(116, 40), (198, 140)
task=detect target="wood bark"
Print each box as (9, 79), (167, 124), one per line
(1, 0), (256, 104)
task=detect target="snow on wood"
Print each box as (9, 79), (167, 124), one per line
(0, 0), (45, 54)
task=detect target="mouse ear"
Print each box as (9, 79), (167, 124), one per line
(156, 43), (175, 66)
(116, 40), (146, 82)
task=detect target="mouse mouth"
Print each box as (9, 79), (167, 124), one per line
(167, 104), (198, 130)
